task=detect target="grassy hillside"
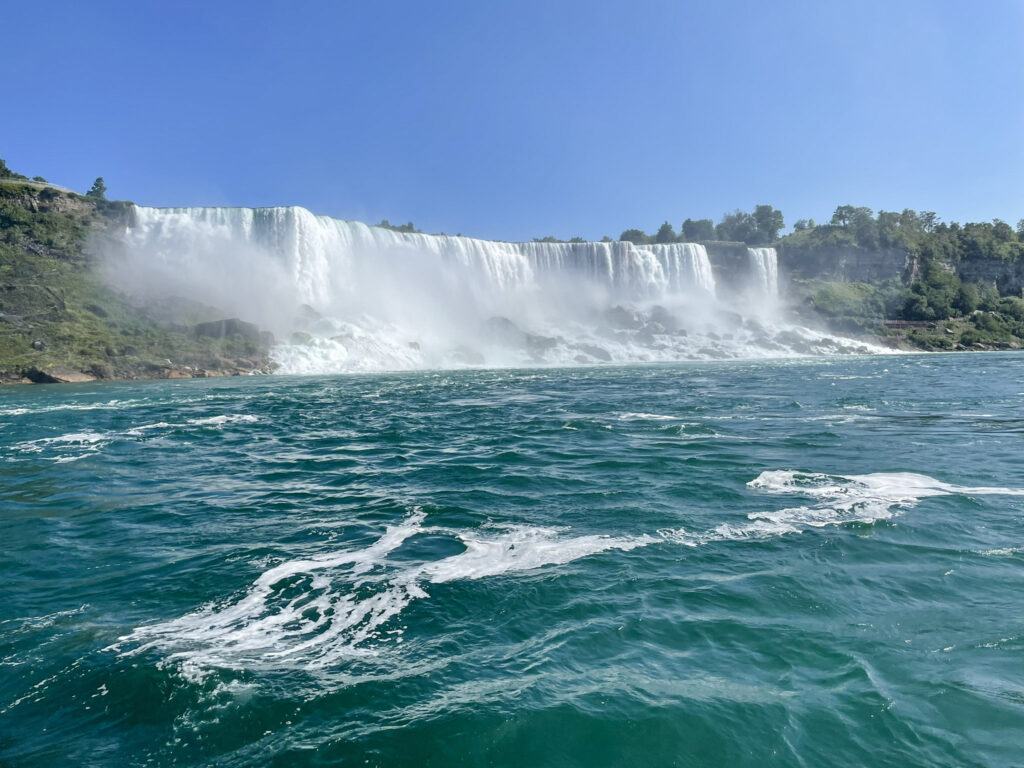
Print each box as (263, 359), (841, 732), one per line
(0, 180), (273, 383)
(786, 278), (1024, 351)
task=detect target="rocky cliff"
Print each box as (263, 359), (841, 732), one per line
(955, 259), (1024, 296)
(778, 245), (914, 285)
(0, 183), (275, 384)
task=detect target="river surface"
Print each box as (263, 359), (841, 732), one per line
(2, 353), (1023, 767)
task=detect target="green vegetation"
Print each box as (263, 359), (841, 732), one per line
(779, 204), (1024, 348)
(619, 204), (784, 246)
(85, 177), (107, 200)
(375, 219), (422, 234)
(616, 202), (1024, 263)
(0, 159), (272, 383)
(0, 157), (28, 181)
(682, 218), (715, 242)
(790, 276), (1024, 350)
(779, 205), (1024, 262)
(789, 280), (907, 335)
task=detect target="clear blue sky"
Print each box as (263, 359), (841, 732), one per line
(4, 0), (1022, 241)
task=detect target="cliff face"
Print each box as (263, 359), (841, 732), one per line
(0, 184), (274, 383)
(779, 243), (1024, 297)
(778, 245), (913, 285)
(704, 242), (753, 296)
(956, 259), (1024, 296)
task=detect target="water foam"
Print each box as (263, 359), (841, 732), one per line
(663, 471), (1024, 544)
(114, 512), (650, 673)
(115, 471), (1024, 676)
(9, 415), (259, 463)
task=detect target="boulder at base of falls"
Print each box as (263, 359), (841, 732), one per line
(25, 366), (98, 384)
(485, 316), (527, 346)
(648, 305), (679, 332)
(526, 333), (558, 355)
(603, 306), (643, 330)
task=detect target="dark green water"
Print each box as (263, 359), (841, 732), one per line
(2, 354), (1023, 767)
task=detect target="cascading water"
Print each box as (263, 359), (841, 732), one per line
(747, 247), (779, 299)
(108, 206), (882, 373)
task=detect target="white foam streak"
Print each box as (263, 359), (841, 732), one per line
(9, 414), (259, 463)
(420, 527), (653, 584)
(668, 470), (1024, 543)
(118, 471), (1024, 677)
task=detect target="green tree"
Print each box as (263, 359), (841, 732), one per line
(992, 219), (1014, 242)
(831, 205), (857, 228)
(682, 218), (715, 241)
(715, 210), (756, 243)
(918, 211), (938, 232)
(655, 221), (677, 243)
(619, 229), (649, 244)
(877, 211), (902, 247)
(0, 157), (27, 180)
(851, 208), (877, 249)
(829, 205), (877, 248)
(793, 219), (810, 232)
(86, 177), (107, 199)
(752, 204), (784, 244)
(954, 283), (980, 315)
(978, 284), (1001, 311)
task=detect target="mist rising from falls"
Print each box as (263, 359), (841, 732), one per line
(109, 206), (882, 373)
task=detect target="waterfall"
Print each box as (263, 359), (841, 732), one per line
(747, 247), (778, 298)
(123, 206), (716, 305)
(108, 206), (880, 372)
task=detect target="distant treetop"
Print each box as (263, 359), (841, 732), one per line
(86, 177), (107, 200)
(376, 219), (422, 234)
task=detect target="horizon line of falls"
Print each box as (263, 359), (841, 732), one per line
(110, 206), (882, 373)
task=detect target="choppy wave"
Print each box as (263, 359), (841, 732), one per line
(7, 414), (259, 463)
(115, 470), (1024, 676)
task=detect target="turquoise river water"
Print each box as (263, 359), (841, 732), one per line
(2, 353), (1023, 766)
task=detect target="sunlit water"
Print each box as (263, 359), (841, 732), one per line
(2, 353), (1023, 766)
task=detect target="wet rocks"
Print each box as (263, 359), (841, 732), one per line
(25, 366), (98, 384)
(603, 306), (643, 330)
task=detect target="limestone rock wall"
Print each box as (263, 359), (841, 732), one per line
(778, 246), (912, 285)
(955, 260), (1024, 296)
